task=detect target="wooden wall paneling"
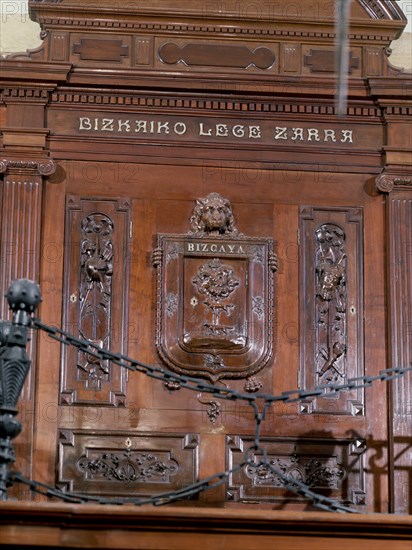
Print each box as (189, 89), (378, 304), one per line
(387, 191), (412, 514)
(0, 0), (408, 518)
(271, 204), (299, 420)
(128, 198), (157, 419)
(198, 433), (226, 504)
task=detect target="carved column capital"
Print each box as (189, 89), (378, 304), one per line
(376, 170), (412, 193)
(0, 158), (56, 177)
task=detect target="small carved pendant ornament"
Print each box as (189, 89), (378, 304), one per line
(153, 193), (277, 395)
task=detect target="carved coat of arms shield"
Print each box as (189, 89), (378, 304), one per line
(153, 193), (277, 386)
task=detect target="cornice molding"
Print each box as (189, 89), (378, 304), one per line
(0, 60), (72, 84)
(50, 90), (381, 118)
(24, 18), (397, 44)
(358, 0), (406, 22)
(28, 0), (407, 24)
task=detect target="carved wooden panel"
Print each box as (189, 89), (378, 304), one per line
(57, 430), (199, 497)
(226, 435), (366, 506)
(153, 193), (277, 392)
(133, 37), (153, 66)
(387, 193), (412, 514)
(51, 33), (69, 62)
(364, 48), (383, 76)
(304, 49), (360, 74)
(299, 207), (364, 415)
(280, 44), (301, 74)
(71, 35), (131, 64)
(158, 42), (276, 70)
(60, 197), (131, 406)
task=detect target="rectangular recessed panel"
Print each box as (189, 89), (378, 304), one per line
(58, 430), (200, 498)
(299, 206), (364, 415)
(226, 435), (366, 506)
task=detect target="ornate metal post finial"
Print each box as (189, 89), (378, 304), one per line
(0, 279), (41, 500)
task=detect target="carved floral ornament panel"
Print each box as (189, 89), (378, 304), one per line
(153, 193), (277, 391)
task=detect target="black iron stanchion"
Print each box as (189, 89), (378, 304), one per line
(0, 279), (41, 501)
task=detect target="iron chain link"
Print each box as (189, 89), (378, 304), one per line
(18, 318), (411, 513)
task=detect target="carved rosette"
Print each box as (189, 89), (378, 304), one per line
(376, 173), (395, 193)
(77, 213), (114, 388)
(315, 224), (347, 384)
(154, 193), (276, 389)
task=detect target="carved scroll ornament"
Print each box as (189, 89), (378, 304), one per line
(0, 158), (56, 176)
(376, 170), (412, 193)
(78, 448), (178, 484)
(153, 193), (277, 392)
(246, 454), (347, 489)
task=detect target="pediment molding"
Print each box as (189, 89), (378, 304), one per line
(27, 0), (407, 41)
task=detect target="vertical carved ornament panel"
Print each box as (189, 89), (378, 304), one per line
(60, 197), (131, 406)
(299, 207), (364, 415)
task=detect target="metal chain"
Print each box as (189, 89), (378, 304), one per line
(21, 318), (411, 513)
(11, 454), (357, 513)
(32, 318), (412, 404)
(10, 462), (248, 507)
